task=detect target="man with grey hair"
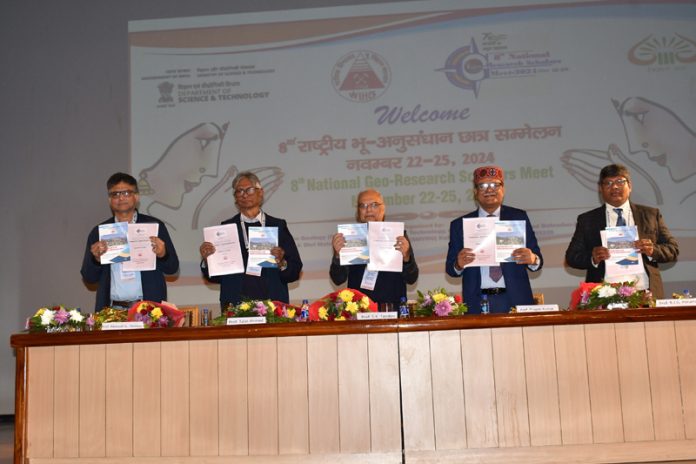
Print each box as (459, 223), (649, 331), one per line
(200, 171), (302, 306)
(565, 163), (679, 298)
(330, 188), (419, 306)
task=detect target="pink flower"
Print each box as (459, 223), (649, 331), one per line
(618, 285), (635, 297)
(54, 308), (70, 324)
(580, 291), (590, 304)
(434, 300), (452, 316)
(255, 301), (267, 316)
(86, 315), (95, 327)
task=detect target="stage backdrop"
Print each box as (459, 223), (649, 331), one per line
(129, 0), (696, 305)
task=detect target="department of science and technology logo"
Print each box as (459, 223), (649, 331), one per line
(438, 38), (566, 98)
(628, 34), (696, 67)
(332, 50), (390, 102)
(158, 81), (174, 104)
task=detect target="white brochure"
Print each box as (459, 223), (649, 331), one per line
(247, 226), (279, 275)
(204, 224), (244, 276)
(123, 223), (159, 271)
(462, 217), (497, 267)
(367, 221), (404, 272)
(98, 222), (130, 265)
(495, 220), (526, 263)
(338, 223), (369, 265)
(601, 226), (644, 278)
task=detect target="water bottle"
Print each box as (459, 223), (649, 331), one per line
(300, 299), (310, 321)
(399, 296), (410, 318)
(202, 307), (209, 326)
(480, 294), (490, 314)
(684, 289), (694, 299)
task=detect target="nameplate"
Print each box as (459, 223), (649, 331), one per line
(516, 304), (560, 313)
(357, 311), (398, 320)
(101, 321), (144, 330)
(655, 298), (696, 307)
(226, 316), (267, 325)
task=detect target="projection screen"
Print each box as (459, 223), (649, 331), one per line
(129, 0), (696, 306)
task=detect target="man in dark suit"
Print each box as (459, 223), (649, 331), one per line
(81, 172), (179, 311)
(565, 164), (678, 299)
(329, 188), (419, 307)
(200, 171), (302, 307)
(446, 166), (543, 313)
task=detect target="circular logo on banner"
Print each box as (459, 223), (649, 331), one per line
(331, 50), (390, 103)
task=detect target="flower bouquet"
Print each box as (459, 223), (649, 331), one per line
(569, 281), (653, 310)
(414, 288), (468, 317)
(90, 307), (129, 329)
(26, 305), (88, 333)
(127, 300), (185, 328)
(213, 299), (298, 325)
(308, 288), (377, 321)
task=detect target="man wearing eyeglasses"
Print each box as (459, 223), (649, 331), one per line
(330, 188), (418, 306)
(565, 164), (678, 298)
(446, 166), (543, 313)
(81, 172), (179, 311)
(200, 171), (302, 306)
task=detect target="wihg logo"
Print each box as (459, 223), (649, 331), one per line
(332, 50), (390, 103)
(628, 34), (696, 66)
(158, 81), (174, 104)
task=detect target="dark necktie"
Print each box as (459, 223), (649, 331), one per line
(614, 208), (626, 226)
(487, 214), (503, 282)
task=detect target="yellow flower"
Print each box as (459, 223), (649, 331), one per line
(336, 316), (346, 321)
(360, 296), (370, 309)
(319, 306), (328, 320)
(287, 308), (296, 319)
(338, 289), (354, 303)
(150, 307), (163, 319)
(268, 301), (276, 311)
(345, 301), (358, 314)
(35, 308), (46, 317)
(239, 302), (250, 311)
(138, 302), (149, 311)
(432, 293), (447, 303)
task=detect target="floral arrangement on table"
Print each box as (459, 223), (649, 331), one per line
(90, 307), (128, 329)
(413, 288), (468, 317)
(308, 288), (377, 321)
(127, 300), (185, 328)
(26, 305), (89, 333)
(569, 281), (653, 310)
(213, 299), (298, 325)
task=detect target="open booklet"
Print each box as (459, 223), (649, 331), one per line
(461, 217), (526, 267)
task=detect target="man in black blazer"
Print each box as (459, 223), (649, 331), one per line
(81, 172), (179, 311)
(200, 171), (302, 307)
(565, 164), (679, 299)
(329, 188), (419, 307)
(446, 166), (543, 313)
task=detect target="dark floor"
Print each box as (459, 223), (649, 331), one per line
(0, 419), (11, 464)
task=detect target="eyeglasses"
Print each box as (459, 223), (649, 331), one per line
(476, 182), (503, 191)
(602, 178), (629, 188)
(358, 202), (383, 210)
(108, 190), (137, 199)
(234, 186), (260, 197)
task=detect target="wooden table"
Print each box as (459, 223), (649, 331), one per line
(11, 307), (696, 463)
